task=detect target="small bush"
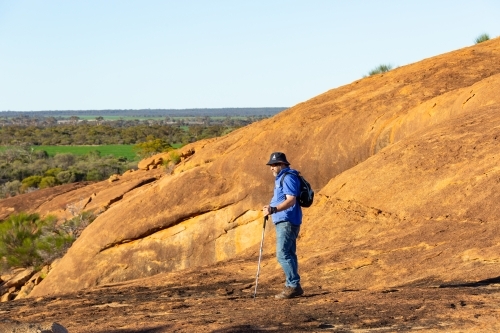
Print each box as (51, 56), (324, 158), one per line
(20, 175), (43, 192)
(33, 150), (49, 159)
(60, 211), (96, 239)
(54, 153), (76, 169)
(45, 167), (63, 177)
(367, 64), (393, 76)
(21, 175), (42, 188)
(0, 180), (21, 198)
(169, 151), (181, 165)
(475, 33), (490, 44)
(39, 176), (58, 189)
(0, 213), (67, 269)
(0, 211), (96, 270)
(85, 169), (103, 181)
(161, 151), (182, 173)
(0, 213), (42, 268)
(56, 170), (76, 184)
(85, 150), (101, 161)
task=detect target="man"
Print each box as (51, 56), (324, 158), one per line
(263, 152), (304, 299)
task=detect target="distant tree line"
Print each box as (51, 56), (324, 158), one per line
(0, 116), (265, 146)
(0, 107), (286, 118)
(0, 123), (182, 146)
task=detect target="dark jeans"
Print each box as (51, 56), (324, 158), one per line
(275, 221), (301, 288)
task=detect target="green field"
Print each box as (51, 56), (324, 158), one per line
(33, 145), (138, 159)
(0, 143), (184, 160)
(75, 115), (249, 121)
(77, 115), (166, 121)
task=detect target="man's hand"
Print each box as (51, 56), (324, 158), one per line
(263, 195), (296, 216)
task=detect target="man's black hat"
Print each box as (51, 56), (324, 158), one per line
(266, 152), (290, 165)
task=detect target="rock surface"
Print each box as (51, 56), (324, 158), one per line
(0, 321), (67, 333)
(1, 268), (34, 290)
(1, 267), (48, 302)
(2, 37), (500, 332)
(0, 182), (91, 221)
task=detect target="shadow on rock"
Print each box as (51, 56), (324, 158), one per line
(211, 325), (290, 333)
(94, 325), (173, 333)
(439, 276), (500, 288)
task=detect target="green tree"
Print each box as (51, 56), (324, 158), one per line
(133, 138), (173, 158)
(69, 115), (80, 124)
(189, 125), (204, 138)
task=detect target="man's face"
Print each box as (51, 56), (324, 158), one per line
(269, 163), (284, 177)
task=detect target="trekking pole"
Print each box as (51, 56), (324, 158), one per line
(253, 215), (268, 301)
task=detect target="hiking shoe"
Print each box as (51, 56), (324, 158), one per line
(274, 285), (304, 299)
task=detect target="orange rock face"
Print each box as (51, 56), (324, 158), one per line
(6, 38), (500, 297)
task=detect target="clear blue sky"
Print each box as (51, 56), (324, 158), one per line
(1, 0), (499, 111)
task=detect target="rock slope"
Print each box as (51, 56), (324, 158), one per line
(4, 38), (500, 298)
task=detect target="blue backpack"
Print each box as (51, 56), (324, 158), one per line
(280, 171), (314, 208)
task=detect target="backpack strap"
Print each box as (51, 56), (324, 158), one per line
(280, 172), (290, 187)
(279, 171), (292, 187)
(279, 171), (300, 189)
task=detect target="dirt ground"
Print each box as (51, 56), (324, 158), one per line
(2, 255), (500, 333)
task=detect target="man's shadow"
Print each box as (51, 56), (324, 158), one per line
(439, 276), (500, 288)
